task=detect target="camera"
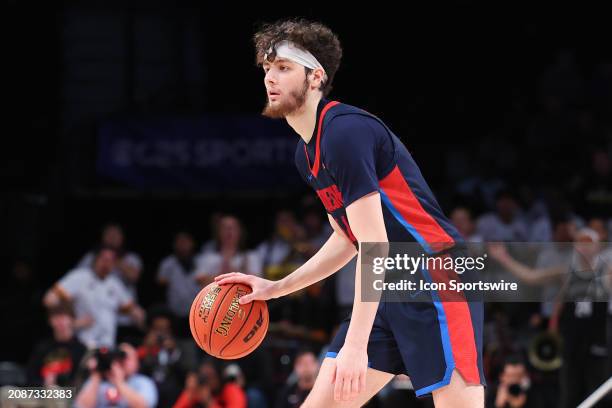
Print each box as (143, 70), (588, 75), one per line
(508, 383), (525, 396)
(94, 347), (127, 375)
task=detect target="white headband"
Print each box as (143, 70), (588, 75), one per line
(265, 40), (327, 79)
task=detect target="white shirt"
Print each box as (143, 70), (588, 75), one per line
(157, 255), (201, 317)
(256, 238), (293, 268)
(78, 251), (142, 326)
(194, 250), (263, 279)
(58, 267), (133, 348)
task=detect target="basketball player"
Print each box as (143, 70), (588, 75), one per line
(215, 19), (484, 407)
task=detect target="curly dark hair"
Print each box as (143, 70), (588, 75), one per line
(253, 18), (342, 97)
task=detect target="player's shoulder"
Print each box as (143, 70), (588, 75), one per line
(322, 106), (387, 150)
(326, 102), (371, 124)
(325, 102), (387, 132)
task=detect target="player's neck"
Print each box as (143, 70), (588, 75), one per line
(285, 92), (322, 144)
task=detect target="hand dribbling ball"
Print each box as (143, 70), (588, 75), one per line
(189, 282), (269, 359)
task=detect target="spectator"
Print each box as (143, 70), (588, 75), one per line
(43, 247), (145, 348)
(78, 223), (143, 297)
(534, 213), (576, 318)
(200, 360), (246, 408)
(296, 201), (332, 258)
(593, 216), (612, 272)
(487, 355), (541, 408)
(157, 231), (201, 332)
(200, 212), (223, 255)
(256, 210), (307, 281)
(450, 206), (482, 242)
(138, 306), (197, 408)
(476, 190), (529, 241)
(517, 185), (549, 227)
(256, 211), (335, 338)
(175, 361), (246, 408)
(528, 199), (578, 242)
(194, 215), (262, 286)
(222, 364), (264, 407)
(173, 372), (220, 408)
(489, 228), (609, 408)
(284, 279), (336, 343)
(275, 349), (319, 408)
(75, 343), (158, 408)
(77, 223), (144, 336)
(27, 302), (87, 387)
(588, 217), (609, 242)
(587, 216), (612, 268)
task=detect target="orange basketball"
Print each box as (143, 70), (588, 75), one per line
(189, 282), (269, 359)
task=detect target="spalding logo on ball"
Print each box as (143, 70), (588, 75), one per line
(189, 282), (269, 359)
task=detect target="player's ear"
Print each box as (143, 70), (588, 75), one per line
(308, 67), (325, 88)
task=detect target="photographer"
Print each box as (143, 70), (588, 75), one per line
(139, 306), (197, 407)
(173, 361), (247, 408)
(488, 355), (538, 408)
(172, 372), (220, 408)
(75, 343), (158, 408)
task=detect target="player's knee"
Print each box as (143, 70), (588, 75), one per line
(432, 369), (484, 408)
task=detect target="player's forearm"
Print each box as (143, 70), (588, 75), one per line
(273, 231), (356, 298)
(344, 238), (389, 348)
(344, 253), (381, 348)
(342, 192), (390, 348)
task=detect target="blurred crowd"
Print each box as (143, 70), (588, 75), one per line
(4, 198), (611, 408)
(1, 50), (611, 408)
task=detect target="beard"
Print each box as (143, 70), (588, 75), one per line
(262, 78), (309, 119)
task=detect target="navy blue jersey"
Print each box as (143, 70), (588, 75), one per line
(295, 98), (463, 254)
(295, 100), (484, 394)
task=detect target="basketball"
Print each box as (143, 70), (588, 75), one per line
(189, 282), (269, 359)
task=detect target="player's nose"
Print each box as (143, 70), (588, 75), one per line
(265, 70), (277, 85)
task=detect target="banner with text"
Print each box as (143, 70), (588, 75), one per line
(97, 116), (303, 191)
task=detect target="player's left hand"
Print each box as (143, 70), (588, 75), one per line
(331, 344), (368, 402)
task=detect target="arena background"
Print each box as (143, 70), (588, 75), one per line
(2, 2), (611, 407)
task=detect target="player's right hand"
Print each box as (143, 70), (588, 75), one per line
(213, 272), (277, 304)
